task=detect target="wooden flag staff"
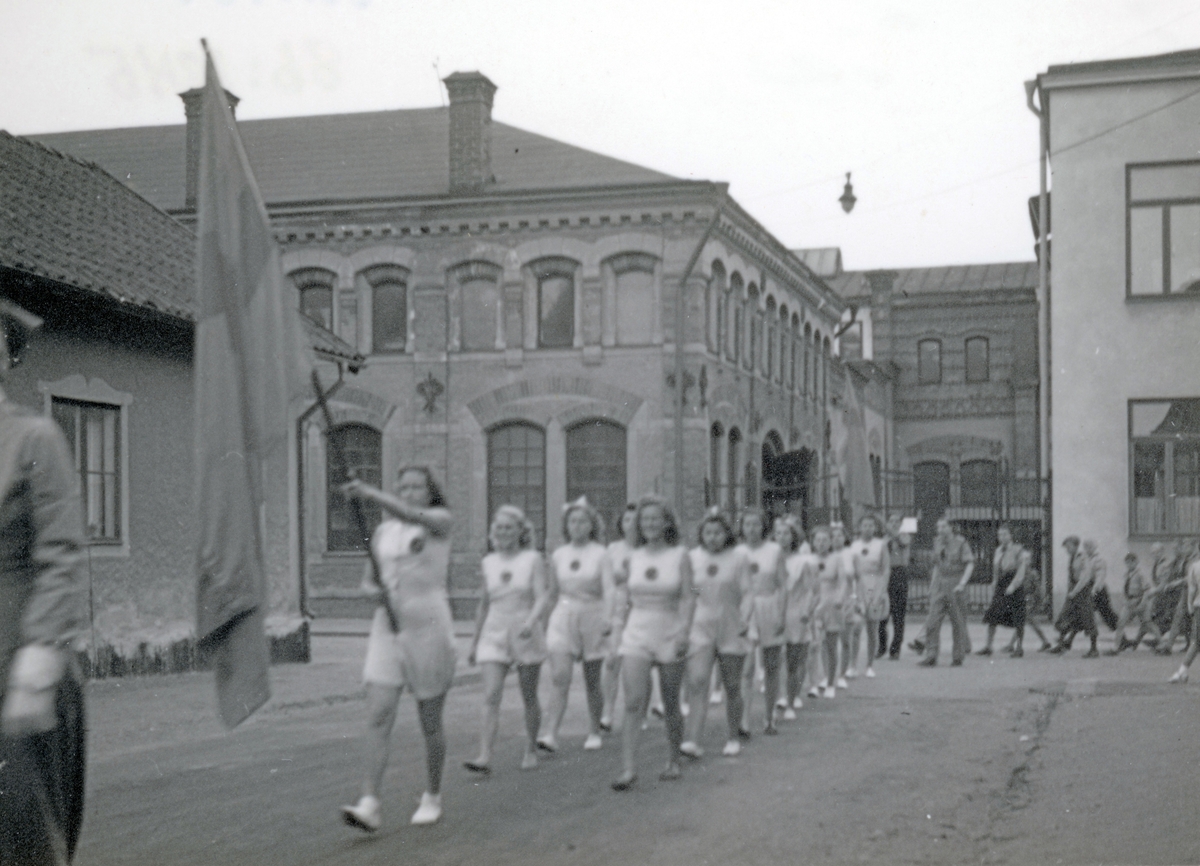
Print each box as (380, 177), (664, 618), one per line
(311, 369), (400, 633)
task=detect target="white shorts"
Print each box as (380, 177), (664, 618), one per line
(362, 608), (456, 699)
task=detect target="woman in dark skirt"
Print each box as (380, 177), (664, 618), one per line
(977, 524), (1028, 656)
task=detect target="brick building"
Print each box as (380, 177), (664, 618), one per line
(37, 72), (852, 617)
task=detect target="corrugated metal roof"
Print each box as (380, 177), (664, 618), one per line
(0, 131), (363, 366)
(825, 261), (1038, 299)
(30, 108), (675, 212)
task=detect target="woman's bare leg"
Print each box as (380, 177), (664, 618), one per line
(517, 663), (542, 769)
(415, 694), (446, 795)
(684, 647), (715, 746)
(360, 684), (402, 800)
(542, 651), (573, 745)
(718, 653), (746, 739)
(471, 662), (508, 767)
(617, 656), (652, 784)
(582, 659), (604, 735)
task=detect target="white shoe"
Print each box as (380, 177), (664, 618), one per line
(1169, 665), (1189, 684)
(709, 691), (723, 705)
(583, 733), (603, 750)
(836, 677), (849, 689)
(807, 687), (820, 698)
(823, 686), (836, 699)
(792, 697), (803, 710)
(681, 702), (690, 717)
(782, 708), (797, 721)
(341, 795), (381, 832)
(865, 667), (876, 679)
(775, 698), (788, 710)
(722, 739), (741, 757)
(845, 667), (858, 679)
(679, 741), (704, 759)
(817, 678), (828, 689)
(410, 792), (442, 825)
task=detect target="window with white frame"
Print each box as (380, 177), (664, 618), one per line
(291, 267), (335, 331)
(1131, 398), (1200, 535)
(52, 398), (122, 543)
(1128, 161), (1200, 297)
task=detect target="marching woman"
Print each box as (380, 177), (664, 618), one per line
(538, 498), (613, 753)
(600, 504), (638, 732)
(340, 467), (456, 830)
(611, 496), (696, 790)
(850, 515), (890, 679)
(466, 505), (550, 773)
(808, 526), (849, 699)
(977, 524), (1029, 657)
(831, 522), (858, 687)
(680, 509), (752, 759)
(778, 516), (814, 717)
(738, 509), (786, 735)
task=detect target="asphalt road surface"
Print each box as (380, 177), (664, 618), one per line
(75, 627), (1200, 865)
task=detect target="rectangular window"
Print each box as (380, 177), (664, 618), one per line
(1128, 162), (1200, 297)
(840, 322), (863, 361)
(51, 398), (121, 542)
(965, 336), (989, 383)
(614, 268), (654, 345)
(1130, 398), (1200, 535)
(488, 423), (546, 547)
(917, 339), (942, 384)
(461, 276), (499, 350)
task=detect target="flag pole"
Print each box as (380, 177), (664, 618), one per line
(311, 369), (400, 632)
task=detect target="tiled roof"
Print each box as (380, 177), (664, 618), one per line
(0, 131), (363, 366)
(0, 130), (195, 319)
(30, 108), (675, 212)
(826, 261), (1039, 300)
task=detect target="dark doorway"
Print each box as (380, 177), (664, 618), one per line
(763, 443), (812, 529)
(912, 461), (950, 548)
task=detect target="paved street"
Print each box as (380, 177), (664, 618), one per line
(75, 623), (1200, 866)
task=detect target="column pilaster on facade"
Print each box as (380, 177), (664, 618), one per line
(545, 417), (566, 548)
(503, 280), (524, 349)
(581, 274), (604, 346)
(411, 283), (448, 353)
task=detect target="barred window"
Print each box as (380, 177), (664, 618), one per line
(326, 424), (382, 552)
(52, 398), (121, 542)
(488, 422), (546, 547)
(1131, 398), (1200, 535)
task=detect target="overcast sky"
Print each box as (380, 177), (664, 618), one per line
(3, 0), (1199, 270)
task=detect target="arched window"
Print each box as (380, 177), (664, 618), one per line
(965, 336), (990, 383)
(803, 323), (812, 397)
(566, 419), (627, 536)
(357, 264), (408, 354)
(730, 273), (744, 363)
(453, 261), (502, 351)
(326, 424), (382, 551)
(532, 257), (577, 349)
(765, 296), (776, 379)
(747, 285), (760, 372)
(488, 422), (546, 547)
(727, 427), (742, 511)
(709, 422), (724, 506)
(710, 261), (726, 355)
(823, 336), (831, 404)
(960, 459), (999, 508)
(918, 339), (942, 384)
(913, 460), (950, 547)
(292, 267), (335, 332)
(608, 252), (656, 346)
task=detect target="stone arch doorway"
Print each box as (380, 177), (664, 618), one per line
(762, 434), (813, 529)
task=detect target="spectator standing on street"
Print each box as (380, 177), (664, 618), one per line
(1051, 536), (1099, 657)
(340, 466), (456, 830)
(878, 515), (911, 661)
(465, 505), (549, 774)
(0, 298), (88, 865)
(538, 498), (613, 754)
(918, 518), (974, 667)
(1167, 545), (1200, 683)
(1106, 553), (1159, 654)
(738, 510), (785, 736)
(600, 504), (638, 732)
(977, 524), (1028, 657)
(611, 496), (696, 791)
(850, 514), (890, 679)
(679, 509), (750, 759)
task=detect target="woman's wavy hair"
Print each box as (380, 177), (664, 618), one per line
(395, 465), (446, 508)
(633, 495), (680, 547)
(775, 515), (805, 553)
(489, 504), (536, 551)
(561, 497), (605, 544)
(736, 507), (771, 543)
(696, 507), (737, 551)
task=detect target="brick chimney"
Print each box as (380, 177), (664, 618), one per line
(443, 71), (497, 195)
(179, 85), (240, 210)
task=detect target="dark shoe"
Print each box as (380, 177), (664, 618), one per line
(888, 653), (900, 661)
(951, 658), (964, 667)
(764, 724), (778, 736)
(658, 762), (682, 781)
(918, 657), (937, 667)
(1082, 648), (1099, 659)
(1155, 647), (1172, 656)
(737, 727), (752, 741)
(1048, 644), (1066, 655)
(876, 647), (887, 659)
(1038, 643), (1053, 652)
(976, 647), (993, 656)
(1011, 648), (1024, 658)
(463, 761), (491, 775)
(1103, 648), (1121, 656)
(611, 773), (637, 791)
(908, 640), (926, 654)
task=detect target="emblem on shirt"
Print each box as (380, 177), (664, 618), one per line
(570, 560), (581, 571)
(410, 535), (425, 554)
(645, 567), (658, 580)
(707, 563), (718, 577)
(862, 547), (869, 556)
(501, 570), (512, 584)
(749, 563), (759, 574)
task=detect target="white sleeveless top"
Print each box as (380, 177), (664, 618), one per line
(551, 542), (608, 604)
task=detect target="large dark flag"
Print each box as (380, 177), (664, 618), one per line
(194, 43), (312, 728)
